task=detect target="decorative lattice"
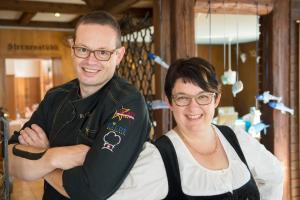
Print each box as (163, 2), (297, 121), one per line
(118, 15), (155, 99)
(117, 14), (156, 118)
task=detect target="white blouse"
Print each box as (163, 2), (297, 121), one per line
(109, 125), (283, 200)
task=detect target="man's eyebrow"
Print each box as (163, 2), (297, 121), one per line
(73, 43), (89, 48)
(73, 44), (113, 51)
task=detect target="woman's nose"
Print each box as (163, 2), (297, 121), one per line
(187, 97), (200, 108)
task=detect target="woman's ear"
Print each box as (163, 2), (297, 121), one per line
(164, 96), (173, 111)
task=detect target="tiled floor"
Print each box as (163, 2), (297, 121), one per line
(10, 178), (43, 200)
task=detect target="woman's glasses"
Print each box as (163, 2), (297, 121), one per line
(172, 92), (216, 106)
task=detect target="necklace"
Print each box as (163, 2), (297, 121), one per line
(175, 127), (219, 156)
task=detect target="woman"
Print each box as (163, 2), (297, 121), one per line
(109, 57), (283, 200)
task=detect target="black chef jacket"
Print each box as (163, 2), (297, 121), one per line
(9, 75), (151, 200)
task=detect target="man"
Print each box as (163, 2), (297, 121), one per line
(8, 11), (151, 200)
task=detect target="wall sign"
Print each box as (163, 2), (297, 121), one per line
(7, 43), (59, 51)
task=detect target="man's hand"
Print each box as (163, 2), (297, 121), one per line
(18, 124), (49, 149)
(17, 124), (90, 170)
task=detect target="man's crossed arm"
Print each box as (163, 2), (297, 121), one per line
(9, 124), (90, 197)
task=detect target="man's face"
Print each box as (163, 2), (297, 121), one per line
(72, 23), (125, 95)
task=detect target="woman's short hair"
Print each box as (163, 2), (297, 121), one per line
(74, 11), (121, 47)
(164, 57), (221, 103)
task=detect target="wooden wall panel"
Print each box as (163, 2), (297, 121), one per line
(232, 42), (257, 116)
(197, 42), (257, 117)
(0, 29), (75, 111)
(52, 58), (64, 87)
(197, 44), (233, 107)
(14, 77), (40, 118)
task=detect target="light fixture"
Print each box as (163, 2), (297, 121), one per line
(54, 13), (61, 17)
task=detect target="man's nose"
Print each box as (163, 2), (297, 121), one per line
(86, 52), (99, 63)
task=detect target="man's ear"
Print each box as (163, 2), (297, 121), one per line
(115, 46), (125, 65)
(214, 93), (221, 108)
(70, 38), (74, 56)
(69, 38), (74, 47)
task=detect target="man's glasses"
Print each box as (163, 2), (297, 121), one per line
(72, 46), (118, 61)
(172, 92), (216, 106)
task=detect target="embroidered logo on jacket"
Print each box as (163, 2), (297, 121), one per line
(106, 122), (127, 136)
(102, 131), (121, 152)
(112, 107), (135, 121)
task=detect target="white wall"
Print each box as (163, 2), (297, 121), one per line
(5, 58), (41, 77)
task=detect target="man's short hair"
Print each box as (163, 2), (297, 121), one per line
(74, 11), (122, 48)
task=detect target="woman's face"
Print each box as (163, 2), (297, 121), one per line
(169, 78), (221, 133)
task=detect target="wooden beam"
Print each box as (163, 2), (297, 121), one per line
(71, 16), (83, 27)
(124, 8), (152, 18)
(119, 18), (151, 35)
(82, 0), (105, 9)
(18, 12), (36, 25)
(132, 0), (153, 8)
(194, 0), (273, 15)
(83, 0), (96, 8)
(115, 8), (152, 20)
(0, 20), (74, 29)
(0, 1), (91, 14)
(103, 0), (140, 14)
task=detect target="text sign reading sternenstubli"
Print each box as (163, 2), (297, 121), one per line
(7, 43), (59, 51)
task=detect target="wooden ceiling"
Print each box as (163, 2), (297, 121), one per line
(0, 0), (273, 30)
(0, 0), (153, 29)
(194, 0), (273, 15)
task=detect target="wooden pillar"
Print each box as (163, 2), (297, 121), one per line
(153, 0), (172, 138)
(0, 58), (5, 108)
(289, 0), (300, 199)
(153, 0), (196, 138)
(170, 0), (196, 59)
(260, 0), (290, 199)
